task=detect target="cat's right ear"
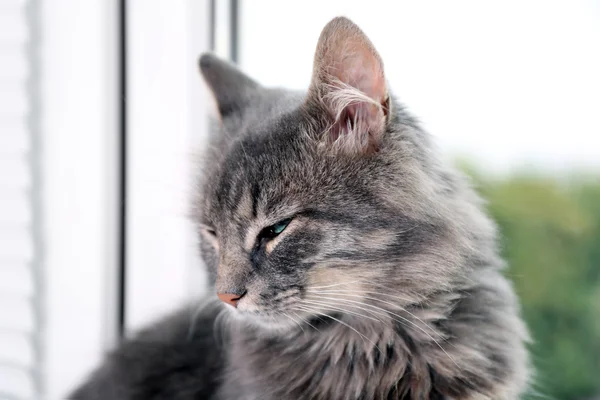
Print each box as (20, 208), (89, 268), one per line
(306, 17), (390, 155)
(198, 54), (260, 119)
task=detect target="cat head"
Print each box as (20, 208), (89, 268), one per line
(196, 17), (478, 328)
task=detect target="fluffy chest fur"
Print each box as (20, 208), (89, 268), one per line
(220, 273), (529, 400)
(225, 319), (407, 400)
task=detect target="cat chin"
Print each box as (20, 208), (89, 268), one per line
(228, 307), (304, 334)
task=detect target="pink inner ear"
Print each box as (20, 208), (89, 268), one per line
(326, 98), (386, 153)
(308, 17), (389, 154)
(338, 46), (386, 103)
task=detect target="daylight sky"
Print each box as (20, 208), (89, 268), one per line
(239, 0), (600, 174)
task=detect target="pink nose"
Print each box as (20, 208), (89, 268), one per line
(217, 292), (243, 307)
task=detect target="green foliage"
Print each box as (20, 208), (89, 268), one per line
(466, 169), (600, 399)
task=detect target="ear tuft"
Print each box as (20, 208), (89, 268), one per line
(308, 17), (389, 155)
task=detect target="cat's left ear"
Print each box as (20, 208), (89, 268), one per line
(307, 17), (390, 155)
(199, 53), (261, 119)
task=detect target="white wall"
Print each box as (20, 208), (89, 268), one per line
(41, 0), (115, 398)
(126, 0), (210, 332)
(40, 0), (210, 398)
(240, 0), (600, 174)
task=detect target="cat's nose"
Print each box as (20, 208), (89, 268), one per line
(217, 292), (245, 308)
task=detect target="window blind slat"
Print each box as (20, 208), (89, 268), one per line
(0, 85), (28, 116)
(0, 127), (30, 155)
(0, 0), (39, 397)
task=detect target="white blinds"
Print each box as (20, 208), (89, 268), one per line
(0, 0), (41, 399)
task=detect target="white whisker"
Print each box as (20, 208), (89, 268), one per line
(300, 298), (381, 322)
(308, 290), (443, 339)
(306, 293), (459, 369)
(292, 311), (320, 332)
(308, 280), (364, 290)
(282, 312), (305, 333)
(211, 307), (230, 348)
(307, 288), (413, 303)
(294, 304), (382, 354)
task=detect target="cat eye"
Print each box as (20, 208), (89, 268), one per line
(258, 218), (293, 242)
(201, 226), (217, 237)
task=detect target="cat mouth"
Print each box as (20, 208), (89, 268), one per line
(234, 300), (344, 332)
(224, 289), (343, 330)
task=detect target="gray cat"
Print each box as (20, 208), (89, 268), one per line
(71, 17), (530, 399)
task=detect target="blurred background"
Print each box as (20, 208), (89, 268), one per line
(0, 0), (598, 399)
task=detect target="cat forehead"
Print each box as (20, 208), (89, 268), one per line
(204, 120), (314, 220)
(213, 86), (304, 137)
